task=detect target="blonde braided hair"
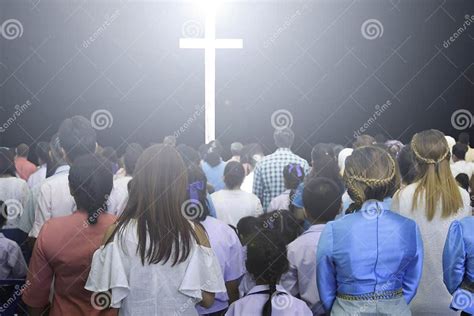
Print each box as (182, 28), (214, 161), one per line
(411, 133), (449, 165)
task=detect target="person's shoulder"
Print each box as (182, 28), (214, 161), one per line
(385, 210), (418, 228)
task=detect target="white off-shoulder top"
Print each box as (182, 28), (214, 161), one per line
(85, 221), (226, 316)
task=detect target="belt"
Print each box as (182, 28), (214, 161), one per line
(337, 288), (403, 301)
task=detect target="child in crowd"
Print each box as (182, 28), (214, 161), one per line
(267, 163), (305, 213)
(225, 229), (311, 316)
(280, 177), (342, 315)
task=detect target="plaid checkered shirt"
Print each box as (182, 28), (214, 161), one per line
(252, 148), (310, 211)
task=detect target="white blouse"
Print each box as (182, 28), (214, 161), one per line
(85, 221), (226, 316)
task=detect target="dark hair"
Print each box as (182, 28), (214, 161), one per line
(101, 147), (118, 164)
(176, 144), (200, 166)
(223, 161), (245, 189)
(259, 210), (303, 245)
(458, 132), (470, 145)
(108, 145), (197, 266)
(185, 165), (210, 221)
(240, 143), (264, 167)
(246, 229), (289, 316)
(0, 201), (6, 228)
(309, 144), (344, 193)
(353, 134), (375, 148)
(455, 173), (470, 192)
(203, 140), (223, 167)
(0, 148), (16, 176)
(397, 145), (418, 185)
(16, 143), (29, 157)
(273, 128), (294, 149)
(58, 116), (97, 163)
(283, 163), (305, 190)
(48, 133), (66, 176)
(452, 143), (468, 160)
(35, 141), (53, 178)
(68, 154), (113, 225)
(123, 143), (143, 175)
(374, 133), (388, 144)
(303, 177), (342, 223)
(236, 216), (259, 244)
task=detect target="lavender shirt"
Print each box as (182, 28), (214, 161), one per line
(226, 285), (312, 316)
(0, 233), (27, 279)
(197, 216), (245, 314)
(280, 224), (325, 315)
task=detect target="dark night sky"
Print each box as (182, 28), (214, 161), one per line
(1, 0), (473, 160)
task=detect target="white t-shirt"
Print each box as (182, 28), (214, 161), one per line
(392, 182), (471, 316)
(27, 164), (47, 188)
(0, 176), (31, 228)
(240, 171), (254, 194)
(450, 160), (474, 179)
(267, 189), (291, 213)
(107, 176), (132, 216)
(211, 189), (263, 227)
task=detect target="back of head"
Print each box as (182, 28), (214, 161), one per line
(101, 147), (118, 164)
(458, 132), (470, 146)
(240, 143), (264, 168)
(58, 116), (97, 163)
(273, 127), (295, 149)
(303, 177), (342, 223)
(236, 216), (259, 244)
(353, 134), (375, 148)
(115, 144), (195, 265)
(123, 143), (143, 175)
(68, 154), (113, 225)
(35, 141), (51, 165)
(344, 146), (400, 212)
(455, 173), (470, 192)
(184, 164), (210, 221)
(0, 148), (16, 176)
(374, 133), (387, 144)
(224, 161), (245, 189)
(411, 129), (462, 220)
(230, 142), (243, 156)
(176, 144), (200, 167)
(163, 135), (177, 147)
(452, 143), (468, 161)
(246, 229), (289, 316)
(16, 143), (29, 158)
(397, 145), (418, 185)
(203, 140), (223, 167)
(310, 143), (342, 190)
(385, 140), (404, 158)
(283, 163), (305, 190)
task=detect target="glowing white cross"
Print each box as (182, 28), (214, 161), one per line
(180, 1), (243, 143)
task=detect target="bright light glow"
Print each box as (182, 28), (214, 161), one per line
(180, 0), (242, 143)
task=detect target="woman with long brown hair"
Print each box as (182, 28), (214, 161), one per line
(86, 144), (225, 316)
(393, 129), (471, 315)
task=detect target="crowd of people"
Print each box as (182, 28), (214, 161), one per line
(0, 115), (472, 316)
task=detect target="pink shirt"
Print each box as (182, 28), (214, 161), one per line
(23, 211), (117, 316)
(14, 157), (37, 181)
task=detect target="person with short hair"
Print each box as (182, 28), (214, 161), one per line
(318, 146), (423, 315)
(228, 142), (243, 162)
(29, 116), (97, 238)
(212, 162), (263, 227)
(14, 143), (37, 181)
(23, 154), (117, 316)
(27, 142), (52, 188)
(253, 128), (309, 210)
(201, 140), (227, 192)
(226, 229), (312, 316)
(451, 143), (474, 179)
(280, 177), (342, 315)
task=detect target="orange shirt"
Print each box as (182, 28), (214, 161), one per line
(23, 211), (117, 316)
(14, 157), (37, 181)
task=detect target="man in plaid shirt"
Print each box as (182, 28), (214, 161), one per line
(253, 127), (310, 211)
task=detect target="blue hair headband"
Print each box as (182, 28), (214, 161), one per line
(288, 163), (303, 178)
(188, 180), (205, 201)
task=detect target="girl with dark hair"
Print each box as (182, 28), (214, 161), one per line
(86, 145), (225, 316)
(267, 163), (305, 213)
(23, 154), (117, 316)
(212, 162), (263, 227)
(397, 144), (418, 187)
(185, 166), (245, 316)
(201, 140), (227, 191)
(226, 229), (311, 316)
